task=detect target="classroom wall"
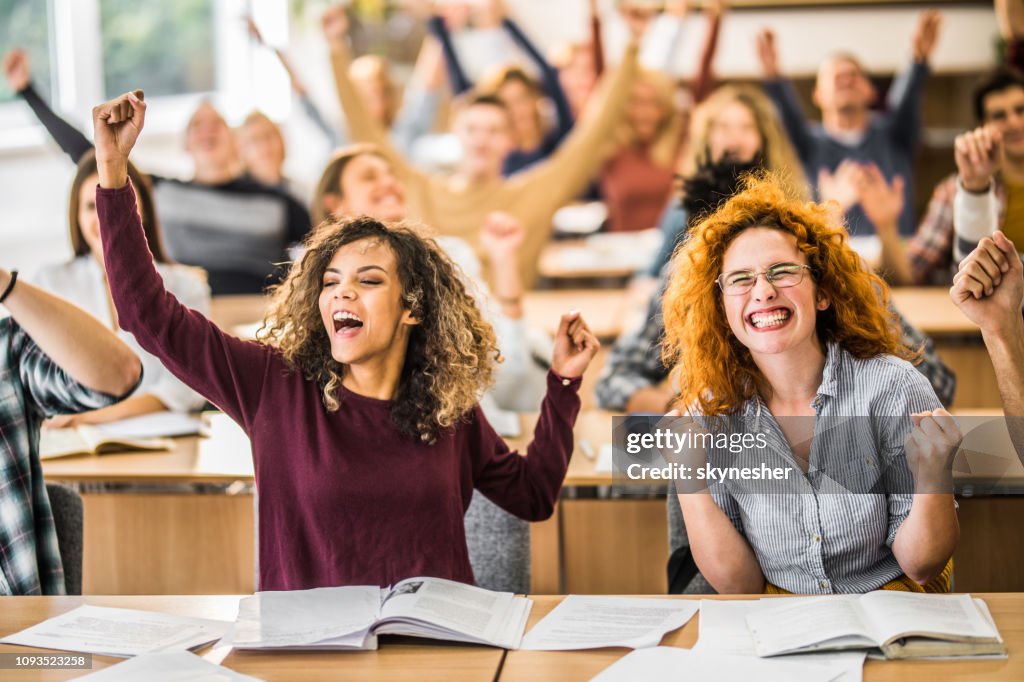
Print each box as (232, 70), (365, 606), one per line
(0, 3), (998, 274)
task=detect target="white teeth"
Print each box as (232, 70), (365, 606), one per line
(332, 311), (362, 322)
(749, 310), (790, 328)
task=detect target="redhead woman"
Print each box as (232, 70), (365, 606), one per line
(91, 90), (599, 591)
(663, 177), (959, 594)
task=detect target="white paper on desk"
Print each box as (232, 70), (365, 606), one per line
(596, 444), (614, 473)
(0, 605), (230, 658)
(96, 412), (203, 439)
(695, 600), (865, 682)
(480, 401), (522, 438)
(231, 586), (381, 649)
(519, 596), (698, 650)
(72, 651), (263, 681)
(590, 646), (845, 682)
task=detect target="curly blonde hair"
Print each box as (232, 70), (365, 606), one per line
(662, 174), (915, 416)
(258, 216), (499, 443)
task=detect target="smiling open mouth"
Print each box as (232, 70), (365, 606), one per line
(332, 311), (364, 333)
(748, 308), (792, 330)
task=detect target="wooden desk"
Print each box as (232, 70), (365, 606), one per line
(538, 230), (662, 283)
(0, 596), (504, 682)
(500, 594), (1024, 682)
(41, 416), (256, 595)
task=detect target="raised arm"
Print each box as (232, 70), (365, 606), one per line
(952, 125), (1003, 261)
(887, 12), (941, 149)
(997, 0), (1024, 70)
(4, 49), (94, 163)
(691, 0), (725, 104)
(756, 29), (814, 161)
(501, 12), (574, 137)
(390, 34), (446, 156)
(427, 10), (473, 96)
(91, 90), (275, 429)
(325, 7), (418, 180)
(855, 163), (914, 285)
(0, 269), (140, 399)
(473, 312), (598, 520)
(590, 0), (605, 76)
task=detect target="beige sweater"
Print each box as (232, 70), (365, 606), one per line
(330, 41), (639, 285)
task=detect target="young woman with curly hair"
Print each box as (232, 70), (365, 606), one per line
(89, 91), (600, 591)
(662, 175), (959, 595)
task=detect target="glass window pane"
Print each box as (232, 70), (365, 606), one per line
(99, 0), (215, 99)
(0, 0), (52, 103)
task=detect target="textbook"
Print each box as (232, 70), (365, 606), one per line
(39, 425), (173, 460)
(745, 592), (1006, 660)
(230, 578), (531, 651)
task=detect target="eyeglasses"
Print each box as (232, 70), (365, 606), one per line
(717, 263), (812, 296)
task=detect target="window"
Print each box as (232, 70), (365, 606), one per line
(0, 0), (53, 103)
(99, 0), (216, 99)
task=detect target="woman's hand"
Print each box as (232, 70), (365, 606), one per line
(92, 90), (146, 188)
(551, 311), (599, 379)
(321, 4), (350, 48)
(2, 48), (30, 93)
(905, 408), (962, 492)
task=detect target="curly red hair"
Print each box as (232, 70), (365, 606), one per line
(662, 174), (916, 416)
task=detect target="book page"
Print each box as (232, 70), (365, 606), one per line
(39, 427), (93, 460)
(860, 592), (1000, 645)
(73, 651), (261, 681)
(231, 586), (381, 649)
(377, 577), (524, 648)
(519, 596), (699, 650)
(745, 596), (875, 656)
(697, 600), (866, 682)
(94, 412), (203, 439)
(591, 647), (845, 682)
(0, 605), (230, 658)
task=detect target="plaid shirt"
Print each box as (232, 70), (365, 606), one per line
(0, 317), (121, 594)
(907, 174), (1008, 285)
(595, 274), (957, 411)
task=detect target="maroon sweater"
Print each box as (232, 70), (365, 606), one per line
(97, 183), (581, 591)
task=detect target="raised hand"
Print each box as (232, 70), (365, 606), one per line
(954, 125), (1001, 194)
(664, 0), (690, 21)
(2, 48), (30, 93)
(905, 408), (961, 491)
(435, 1), (472, 32)
(479, 211), (525, 264)
(551, 311), (600, 379)
(620, 4), (657, 40)
(244, 15), (266, 45)
(474, 0), (507, 29)
(321, 4), (350, 48)
(817, 160), (862, 213)
(855, 163), (905, 235)
(755, 28), (780, 79)
(92, 90), (146, 188)
(912, 10), (943, 63)
(951, 231), (1024, 335)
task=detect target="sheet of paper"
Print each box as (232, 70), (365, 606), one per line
(231, 586), (381, 649)
(0, 606), (230, 658)
(39, 428), (92, 459)
(96, 412), (203, 439)
(480, 403), (522, 438)
(519, 596), (698, 650)
(73, 651), (262, 681)
(596, 444), (614, 473)
(695, 600), (865, 682)
(590, 647), (845, 682)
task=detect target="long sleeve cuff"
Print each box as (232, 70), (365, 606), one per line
(953, 179), (999, 260)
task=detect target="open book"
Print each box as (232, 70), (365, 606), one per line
(230, 577), (531, 651)
(745, 592), (1006, 660)
(39, 425), (174, 460)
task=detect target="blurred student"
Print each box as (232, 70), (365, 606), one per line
(755, 12), (942, 236)
(29, 152), (208, 426)
(4, 49), (310, 294)
(323, 4), (644, 284)
(0, 267), (141, 594)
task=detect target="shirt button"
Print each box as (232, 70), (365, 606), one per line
(812, 534), (821, 544)
(561, 378), (571, 386)
(865, 458), (873, 467)
(819, 579), (829, 590)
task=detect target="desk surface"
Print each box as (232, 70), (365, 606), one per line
(0, 595), (504, 682)
(3, 594), (1022, 681)
(501, 593), (1024, 682)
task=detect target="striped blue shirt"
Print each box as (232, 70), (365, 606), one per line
(702, 342), (941, 594)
